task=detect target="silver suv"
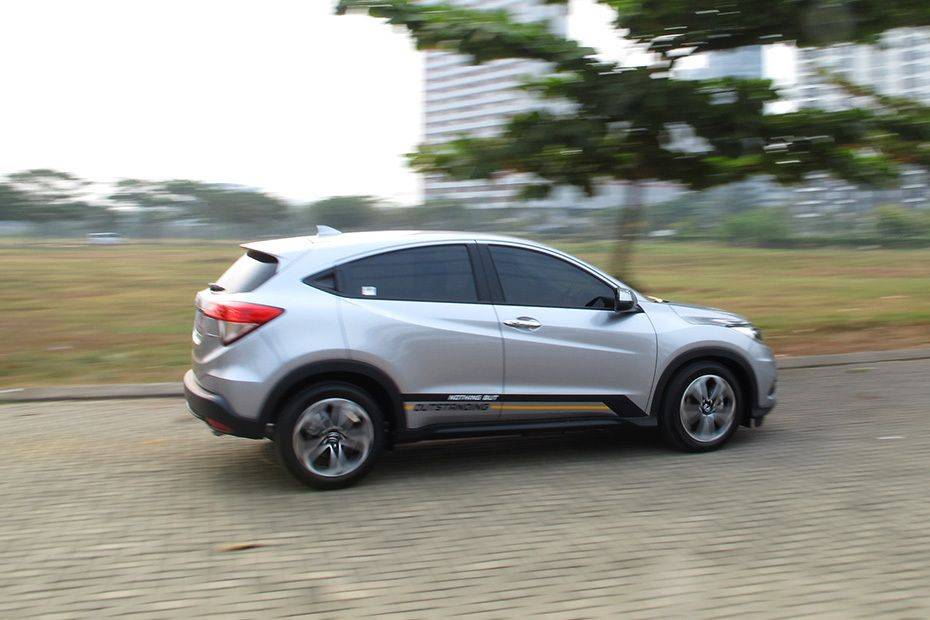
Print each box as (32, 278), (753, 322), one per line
(184, 229), (777, 489)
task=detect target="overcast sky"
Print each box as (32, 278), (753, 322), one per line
(0, 1), (795, 205)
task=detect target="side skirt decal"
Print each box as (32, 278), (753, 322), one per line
(401, 394), (646, 417)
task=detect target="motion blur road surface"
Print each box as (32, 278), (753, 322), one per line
(2, 360), (930, 617)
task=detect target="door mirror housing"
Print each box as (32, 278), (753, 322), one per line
(613, 287), (637, 313)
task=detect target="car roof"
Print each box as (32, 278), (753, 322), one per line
(241, 229), (624, 289)
(242, 230), (544, 264)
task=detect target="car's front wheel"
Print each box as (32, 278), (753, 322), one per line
(660, 361), (743, 452)
(275, 383), (384, 490)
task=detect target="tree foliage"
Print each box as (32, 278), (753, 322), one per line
(302, 195), (381, 231)
(4, 169), (93, 221)
(157, 181), (289, 224)
(337, 0), (930, 274)
(874, 204), (930, 239)
(108, 179), (289, 225)
(338, 0), (929, 195)
(602, 0), (930, 57)
(0, 182), (33, 221)
(721, 206), (792, 245)
(0, 170), (292, 230)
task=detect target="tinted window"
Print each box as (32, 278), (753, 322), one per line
(306, 269), (337, 291)
(489, 245), (614, 309)
(339, 245), (478, 303)
(214, 250), (278, 293)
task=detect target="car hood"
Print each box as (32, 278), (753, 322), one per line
(664, 301), (749, 325)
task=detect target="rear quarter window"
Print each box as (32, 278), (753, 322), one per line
(214, 250), (278, 293)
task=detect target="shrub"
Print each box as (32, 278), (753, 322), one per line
(874, 204), (929, 239)
(719, 207), (792, 246)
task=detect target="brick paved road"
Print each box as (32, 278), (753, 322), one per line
(2, 360), (930, 618)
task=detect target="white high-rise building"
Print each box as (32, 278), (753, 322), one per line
(677, 46), (765, 81)
(794, 28), (930, 110)
(792, 28), (930, 211)
(423, 0), (567, 208)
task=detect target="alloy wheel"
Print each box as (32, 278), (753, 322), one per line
(679, 374), (737, 443)
(292, 398), (374, 477)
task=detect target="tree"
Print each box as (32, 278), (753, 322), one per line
(107, 179), (292, 236)
(158, 180), (289, 225)
(108, 179), (170, 211)
(303, 196), (380, 231)
(107, 179), (180, 234)
(415, 200), (477, 229)
(337, 0), (930, 280)
(720, 206), (793, 246)
(0, 182), (32, 221)
(5, 169), (92, 222)
(874, 205), (929, 240)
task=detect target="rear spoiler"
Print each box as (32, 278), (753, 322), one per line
(240, 236), (315, 264)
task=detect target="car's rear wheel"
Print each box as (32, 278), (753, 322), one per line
(660, 361), (743, 452)
(275, 383), (384, 490)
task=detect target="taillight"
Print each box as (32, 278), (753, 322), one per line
(206, 418), (233, 434)
(199, 300), (284, 345)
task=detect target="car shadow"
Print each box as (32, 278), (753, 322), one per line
(204, 426), (673, 494)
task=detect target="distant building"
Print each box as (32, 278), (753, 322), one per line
(673, 46), (788, 222)
(794, 29), (930, 110)
(681, 36), (930, 220)
(422, 0), (685, 215)
(792, 28), (930, 212)
(677, 46), (765, 81)
(423, 0), (567, 209)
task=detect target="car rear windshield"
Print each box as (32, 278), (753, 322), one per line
(213, 250), (278, 293)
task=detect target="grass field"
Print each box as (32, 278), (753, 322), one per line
(2, 239), (929, 387)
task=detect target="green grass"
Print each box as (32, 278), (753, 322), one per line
(2, 239), (929, 387)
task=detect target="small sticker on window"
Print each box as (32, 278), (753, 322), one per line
(361, 286), (377, 296)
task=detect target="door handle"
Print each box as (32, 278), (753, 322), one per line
(503, 317), (542, 330)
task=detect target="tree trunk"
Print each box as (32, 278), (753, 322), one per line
(609, 181), (645, 285)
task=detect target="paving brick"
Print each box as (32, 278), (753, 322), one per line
(1, 360), (929, 616)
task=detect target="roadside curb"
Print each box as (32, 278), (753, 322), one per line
(0, 383), (183, 404)
(2, 347), (930, 404)
(776, 347), (930, 369)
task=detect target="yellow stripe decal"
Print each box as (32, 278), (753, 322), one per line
(500, 404), (612, 412)
(404, 402), (612, 412)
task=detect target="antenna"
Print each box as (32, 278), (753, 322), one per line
(315, 225), (342, 237)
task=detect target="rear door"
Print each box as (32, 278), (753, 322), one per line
(482, 243), (657, 422)
(329, 243), (505, 430)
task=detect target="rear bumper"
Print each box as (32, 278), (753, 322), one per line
(749, 401), (775, 427)
(748, 343), (777, 426)
(183, 370), (266, 439)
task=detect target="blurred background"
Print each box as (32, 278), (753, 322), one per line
(3, 1), (930, 617)
(2, 0), (929, 388)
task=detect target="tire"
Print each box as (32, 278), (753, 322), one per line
(659, 361), (744, 452)
(275, 382), (385, 490)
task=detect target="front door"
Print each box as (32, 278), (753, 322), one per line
(484, 244), (657, 422)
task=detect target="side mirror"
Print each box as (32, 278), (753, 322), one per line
(613, 287), (637, 313)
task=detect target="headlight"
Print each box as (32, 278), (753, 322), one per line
(730, 324), (763, 341)
(684, 315), (763, 341)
